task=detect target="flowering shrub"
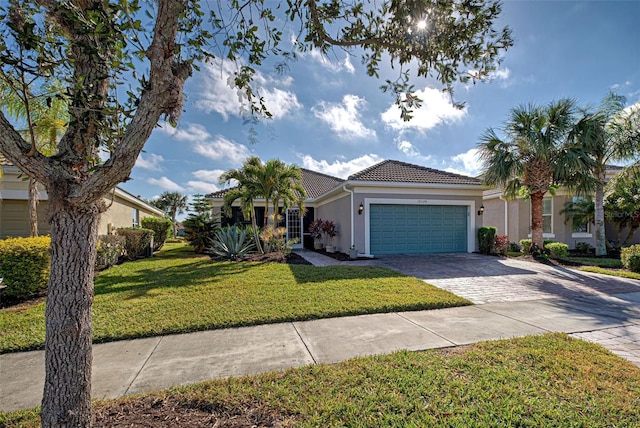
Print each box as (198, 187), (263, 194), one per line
(96, 235), (125, 270)
(494, 235), (510, 255)
(321, 220), (338, 245)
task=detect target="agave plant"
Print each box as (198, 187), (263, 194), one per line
(208, 226), (255, 261)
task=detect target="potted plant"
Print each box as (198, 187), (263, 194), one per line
(349, 245), (358, 259)
(309, 219), (324, 250)
(322, 220), (338, 253)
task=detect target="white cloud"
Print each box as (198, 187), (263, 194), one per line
(381, 87), (467, 132)
(135, 153), (164, 171)
(192, 169), (225, 184)
(159, 122), (252, 165)
(193, 136), (251, 164)
(187, 181), (220, 194)
(194, 58), (301, 120)
(312, 95), (376, 140)
(490, 67), (511, 81)
(446, 148), (481, 177)
(395, 139), (431, 162)
(299, 153), (383, 179)
(147, 176), (184, 192)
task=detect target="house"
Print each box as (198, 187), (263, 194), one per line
(207, 160), (485, 256)
(0, 156), (164, 238)
(481, 165), (640, 249)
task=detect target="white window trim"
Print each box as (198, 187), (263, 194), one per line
(528, 197), (554, 237)
(363, 198), (476, 256)
(571, 232), (593, 238)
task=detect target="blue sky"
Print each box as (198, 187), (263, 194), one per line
(128, 0), (640, 207)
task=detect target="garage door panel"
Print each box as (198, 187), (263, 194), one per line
(370, 204), (467, 254)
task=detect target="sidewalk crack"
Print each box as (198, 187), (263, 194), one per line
(123, 336), (163, 395)
(291, 323), (317, 365)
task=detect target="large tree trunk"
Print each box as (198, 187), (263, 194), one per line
(41, 196), (101, 428)
(530, 191), (545, 253)
(29, 177), (39, 237)
(594, 175), (607, 256)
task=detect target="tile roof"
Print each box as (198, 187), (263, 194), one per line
(206, 169), (345, 200)
(348, 160), (482, 185)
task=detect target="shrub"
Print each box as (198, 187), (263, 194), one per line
(508, 242), (521, 252)
(96, 235), (125, 270)
(545, 242), (569, 258)
(208, 226), (254, 260)
(621, 244), (640, 273)
(575, 242), (593, 254)
(141, 217), (172, 251)
(116, 228), (154, 260)
(520, 239), (555, 255)
(478, 226), (497, 254)
(494, 235), (510, 255)
(0, 236), (51, 299)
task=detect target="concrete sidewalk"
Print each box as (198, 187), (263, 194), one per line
(2, 291), (639, 412)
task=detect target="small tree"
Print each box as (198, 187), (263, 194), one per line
(183, 194), (219, 253)
(150, 191), (188, 237)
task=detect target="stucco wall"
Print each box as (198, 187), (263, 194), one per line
(0, 200), (51, 238)
(100, 194), (161, 235)
(316, 195), (352, 252)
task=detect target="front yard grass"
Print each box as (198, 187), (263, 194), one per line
(581, 266), (640, 280)
(563, 256), (624, 269)
(0, 243), (470, 353)
(3, 334), (639, 427)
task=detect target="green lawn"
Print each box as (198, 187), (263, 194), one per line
(581, 266), (640, 280)
(0, 243), (470, 353)
(564, 256), (624, 269)
(3, 334), (639, 427)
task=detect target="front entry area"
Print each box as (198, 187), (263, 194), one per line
(369, 204), (468, 254)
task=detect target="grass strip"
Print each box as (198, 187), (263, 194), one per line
(580, 266), (640, 280)
(2, 334), (638, 427)
(0, 244), (470, 353)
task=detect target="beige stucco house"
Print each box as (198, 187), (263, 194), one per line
(208, 160), (485, 256)
(481, 166), (639, 249)
(0, 157), (164, 239)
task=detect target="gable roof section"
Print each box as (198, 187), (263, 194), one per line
(348, 159), (481, 186)
(206, 168), (345, 200)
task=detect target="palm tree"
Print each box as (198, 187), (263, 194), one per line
(219, 165), (264, 254)
(478, 99), (593, 252)
(571, 93), (640, 255)
(152, 191), (188, 236)
(605, 168), (640, 247)
(220, 157), (306, 253)
(0, 78), (67, 236)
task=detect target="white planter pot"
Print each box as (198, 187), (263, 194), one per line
(314, 241), (323, 250)
(325, 245), (336, 253)
(349, 249), (358, 259)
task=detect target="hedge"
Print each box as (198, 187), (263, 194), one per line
(545, 242), (569, 258)
(141, 217), (172, 251)
(477, 226), (497, 254)
(0, 236), (51, 299)
(116, 228), (154, 260)
(621, 244), (640, 273)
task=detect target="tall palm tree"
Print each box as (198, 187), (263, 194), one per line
(265, 158), (307, 223)
(478, 99), (593, 252)
(571, 93), (640, 255)
(152, 191), (188, 236)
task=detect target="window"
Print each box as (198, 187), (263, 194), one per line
(542, 197), (552, 234)
(132, 208), (140, 227)
(571, 196), (592, 237)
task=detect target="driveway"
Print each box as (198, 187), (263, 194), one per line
(373, 253), (640, 304)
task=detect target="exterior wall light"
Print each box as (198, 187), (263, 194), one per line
(358, 203), (364, 215)
(477, 205), (485, 216)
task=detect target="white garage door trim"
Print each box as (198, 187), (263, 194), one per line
(364, 198), (477, 256)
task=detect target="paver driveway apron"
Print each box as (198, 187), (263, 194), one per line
(374, 253), (640, 304)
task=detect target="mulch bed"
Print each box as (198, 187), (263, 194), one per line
(93, 396), (296, 427)
(239, 252), (311, 265)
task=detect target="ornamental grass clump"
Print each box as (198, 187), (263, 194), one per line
(0, 236), (51, 299)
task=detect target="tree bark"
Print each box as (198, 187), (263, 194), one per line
(530, 191), (545, 252)
(41, 195), (101, 428)
(29, 177), (39, 237)
(594, 172), (607, 256)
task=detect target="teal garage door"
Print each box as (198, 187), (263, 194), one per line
(370, 204), (468, 254)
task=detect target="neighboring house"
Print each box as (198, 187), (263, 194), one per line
(207, 160), (484, 256)
(0, 156), (164, 238)
(481, 165), (639, 249)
